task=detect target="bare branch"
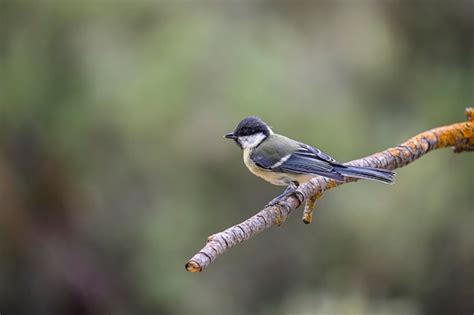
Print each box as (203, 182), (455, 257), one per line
(186, 108), (474, 272)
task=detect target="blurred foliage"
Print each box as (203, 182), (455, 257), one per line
(0, 1), (473, 315)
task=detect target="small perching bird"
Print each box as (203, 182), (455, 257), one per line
(225, 116), (394, 204)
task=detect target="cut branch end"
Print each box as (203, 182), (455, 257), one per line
(185, 261), (202, 272)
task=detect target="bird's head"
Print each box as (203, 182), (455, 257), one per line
(225, 116), (273, 149)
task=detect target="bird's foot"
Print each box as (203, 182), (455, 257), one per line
(266, 196), (288, 208)
(266, 185), (304, 208)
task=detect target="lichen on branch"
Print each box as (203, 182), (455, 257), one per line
(185, 108), (474, 273)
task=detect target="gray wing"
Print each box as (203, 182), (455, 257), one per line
(273, 149), (334, 174)
(253, 143), (342, 175)
(276, 144), (346, 181)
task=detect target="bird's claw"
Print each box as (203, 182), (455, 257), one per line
(266, 186), (304, 208)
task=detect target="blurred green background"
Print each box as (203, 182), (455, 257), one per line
(1, 1), (473, 315)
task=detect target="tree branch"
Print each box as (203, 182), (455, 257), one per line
(186, 108), (474, 272)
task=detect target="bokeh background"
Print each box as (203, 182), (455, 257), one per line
(1, 1), (473, 315)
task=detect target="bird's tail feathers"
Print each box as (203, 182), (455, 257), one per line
(335, 165), (395, 184)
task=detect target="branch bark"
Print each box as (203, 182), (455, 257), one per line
(186, 108), (474, 272)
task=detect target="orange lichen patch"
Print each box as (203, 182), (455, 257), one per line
(384, 148), (402, 167)
(458, 122), (474, 146)
(460, 125), (473, 139)
(389, 147), (401, 156)
(306, 195), (317, 207)
(302, 193), (319, 224)
(397, 148), (410, 159)
(437, 133), (451, 147)
(326, 180), (338, 189)
(452, 121), (474, 152)
(452, 127), (464, 140)
(302, 212), (313, 224)
(446, 131), (456, 146)
(402, 117), (473, 155)
(273, 207), (286, 226)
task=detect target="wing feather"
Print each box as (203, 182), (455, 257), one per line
(274, 154), (334, 174)
(252, 153), (277, 169)
(253, 144), (338, 173)
(251, 139), (344, 180)
(295, 144), (339, 164)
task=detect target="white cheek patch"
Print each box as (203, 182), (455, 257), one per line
(238, 133), (266, 149)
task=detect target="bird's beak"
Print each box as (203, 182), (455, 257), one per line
(224, 132), (237, 139)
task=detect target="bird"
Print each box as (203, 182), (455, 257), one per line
(224, 116), (394, 204)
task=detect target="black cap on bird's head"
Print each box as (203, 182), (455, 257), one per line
(225, 116), (271, 139)
(224, 116), (272, 148)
